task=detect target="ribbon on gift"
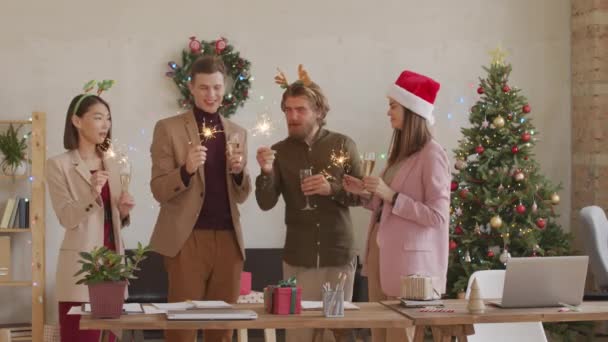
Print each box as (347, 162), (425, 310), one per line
(278, 276), (297, 288)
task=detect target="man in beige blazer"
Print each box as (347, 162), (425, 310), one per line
(149, 56), (251, 342)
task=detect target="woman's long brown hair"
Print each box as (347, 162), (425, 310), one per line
(386, 106), (432, 169)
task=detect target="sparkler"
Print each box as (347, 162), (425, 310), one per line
(251, 112), (275, 137)
(200, 120), (223, 142)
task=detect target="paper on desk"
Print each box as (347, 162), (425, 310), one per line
(143, 305), (166, 314)
(68, 303), (144, 315)
(152, 301), (232, 311)
(301, 301), (359, 310)
(67, 306), (88, 315)
(400, 299), (444, 308)
(190, 300), (232, 309)
(81, 303), (143, 313)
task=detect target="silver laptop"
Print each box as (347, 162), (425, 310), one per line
(166, 309), (258, 320)
(492, 256), (588, 308)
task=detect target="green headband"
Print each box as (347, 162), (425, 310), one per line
(72, 80), (115, 116)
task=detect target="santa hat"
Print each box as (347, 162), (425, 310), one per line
(387, 70), (440, 126)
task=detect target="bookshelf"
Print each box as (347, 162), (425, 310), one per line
(0, 113), (45, 342)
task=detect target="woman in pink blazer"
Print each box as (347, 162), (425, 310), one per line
(47, 90), (135, 342)
(344, 70), (450, 342)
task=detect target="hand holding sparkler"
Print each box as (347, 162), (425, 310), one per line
(342, 175), (367, 196)
(185, 145), (208, 174)
(256, 146), (276, 174)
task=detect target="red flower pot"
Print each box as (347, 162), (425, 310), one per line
(88, 281), (127, 319)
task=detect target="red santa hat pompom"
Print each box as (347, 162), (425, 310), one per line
(387, 70), (440, 126)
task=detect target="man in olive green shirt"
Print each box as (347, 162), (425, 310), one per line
(255, 78), (362, 342)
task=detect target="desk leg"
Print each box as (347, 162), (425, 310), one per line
(429, 325), (474, 342)
(237, 329), (248, 342)
(99, 330), (111, 342)
(264, 329), (277, 342)
(413, 326), (426, 342)
(119, 330), (145, 342)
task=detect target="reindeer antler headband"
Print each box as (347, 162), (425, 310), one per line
(274, 64), (313, 89)
(72, 79), (115, 116)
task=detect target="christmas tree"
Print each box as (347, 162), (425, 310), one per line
(447, 48), (572, 296)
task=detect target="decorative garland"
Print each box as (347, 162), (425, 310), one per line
(166, 36), (252, 118)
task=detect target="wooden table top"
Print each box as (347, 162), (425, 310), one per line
(80, 303), (412, 330)
(382, 299), (608, 326)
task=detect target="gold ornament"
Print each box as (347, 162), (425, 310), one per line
(514, 171), (525, 182)
(489, 46), (508, 66)
(550, 193), (560, 205)
(455, 159), (467, 170)
(490, 215), (503, 229)
(493, 115), (505, 128)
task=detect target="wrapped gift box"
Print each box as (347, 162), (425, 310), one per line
(263, 277), (301, 315)
(240, 272), (252, 295)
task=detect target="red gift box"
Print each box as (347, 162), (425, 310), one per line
(264, 285), (302, 315)
(240, 272), (252, 295)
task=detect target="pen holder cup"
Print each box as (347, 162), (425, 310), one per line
(323, 289), (344, 318)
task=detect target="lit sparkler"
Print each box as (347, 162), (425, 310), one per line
(251, 112), (275, 137)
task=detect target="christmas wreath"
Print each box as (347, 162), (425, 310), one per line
(165, 36), (252, 118)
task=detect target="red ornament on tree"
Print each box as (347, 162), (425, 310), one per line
(449, 240), (457, 250)
(536, 218), (546, 229)
(516, 204), (526, 214)
(511, 145), (519, 154)
(188, 36), (201, 53)
(521, 132), (531, 142)
(523, 104), (531, 113)
(507, 113), (513, 120)
(477, 86), (484, 95)
(215, 38), (227, 54)
(475, 145), (485, 154)
(451, 181), (458, 192)
(459, 189), (469, 199)
(487, 250), (495, 258)
(502, 85), (511, 93)
(454, 226), (464, 235)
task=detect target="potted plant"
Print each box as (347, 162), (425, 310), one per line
(75, 243), (150, 318)
(0, 124), (28, 176)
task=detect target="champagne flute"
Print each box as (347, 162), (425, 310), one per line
(227, 132), (243, 174)
(362, 152), (376, 177)
(300, 168), (314, 211)
(118, 155), (132, 193)
(361, 152), (376, 195)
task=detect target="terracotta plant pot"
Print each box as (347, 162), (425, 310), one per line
(87, 281), (127, 318)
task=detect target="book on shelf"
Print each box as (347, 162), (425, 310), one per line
(0, 198), (16, 228)
(8, 198), (19, 228)
(0, 236), (10, 281)
(0, 197), (30, 229)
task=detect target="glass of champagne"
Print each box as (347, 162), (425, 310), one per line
(362, 152), (376, 177)
(118, 155), (132, 193)
(361, 152), (376, 195)
(227, 132), (243, 174)
(300, 168), (314, 211)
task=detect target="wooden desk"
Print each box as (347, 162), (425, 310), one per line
(382, 300), (608, 341)
(80, 303), (412, 342)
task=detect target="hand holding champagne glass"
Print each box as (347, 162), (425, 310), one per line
(227, 132), (244, 174)
(300, 168), (314, 211)
(360, 152), (376, 195)
(118, 155), (132, 193)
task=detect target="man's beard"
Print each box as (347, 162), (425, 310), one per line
(288, 122), (315, 141)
